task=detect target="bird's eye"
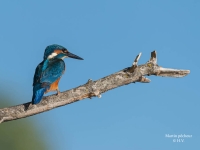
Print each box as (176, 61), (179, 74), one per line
(63, 50), (68, 53)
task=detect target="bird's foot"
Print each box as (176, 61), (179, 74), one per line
(56, 89), (61, 96)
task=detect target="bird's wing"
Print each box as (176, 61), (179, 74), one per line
(33, 61), (44, 86)
(40, 59), (65, 84)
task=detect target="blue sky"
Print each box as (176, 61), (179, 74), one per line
(0, 0), (199, 149)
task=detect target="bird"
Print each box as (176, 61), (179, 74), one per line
(32, 44), (83, 104)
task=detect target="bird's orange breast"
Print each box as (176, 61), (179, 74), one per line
(46, 78), (61, 92)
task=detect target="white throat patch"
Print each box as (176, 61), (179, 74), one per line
(48, 52), (57, 59)
(61, 56), (68, 60)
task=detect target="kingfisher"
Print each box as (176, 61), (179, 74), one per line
(32, 44), (83, 104)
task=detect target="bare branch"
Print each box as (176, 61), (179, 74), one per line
(0, 51), (190, 123)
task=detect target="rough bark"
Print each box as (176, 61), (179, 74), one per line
(0, 51), (190, 124)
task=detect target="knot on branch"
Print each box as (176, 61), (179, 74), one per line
(86, 79), (102, 98)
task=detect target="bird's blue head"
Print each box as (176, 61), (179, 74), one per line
(43, 44), (83, 60)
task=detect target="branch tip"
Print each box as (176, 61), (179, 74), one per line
(98, 94), (102, 98)
(149, 50), (157, 64)
(127, 52), (142, 73)
(157, 67), (190, 77)
(132, 52), (142, 66)
(139, 76), (151, 83)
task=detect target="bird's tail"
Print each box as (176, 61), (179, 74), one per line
(32, 84), (49, 104)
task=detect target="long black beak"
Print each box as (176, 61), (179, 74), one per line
(67, 52), (83, 60)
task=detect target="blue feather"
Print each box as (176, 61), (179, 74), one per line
(32, 84), (50, 104)
(40, 59), (65, 83)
